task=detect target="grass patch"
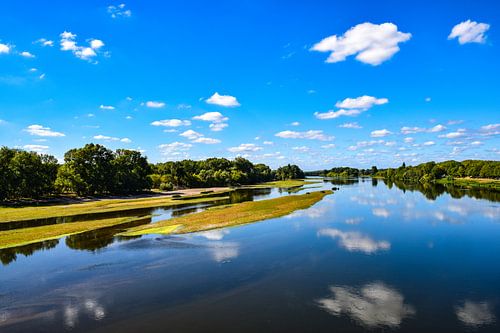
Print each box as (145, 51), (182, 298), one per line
(0, 216), (150, 249)
(119, 224), (182, 236)
(436, 177), (500, 190)
(251, 179), (321, 189)
(0, 191), (232, 223)
(118, 190), (332, 237)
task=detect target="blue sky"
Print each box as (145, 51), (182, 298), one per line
(0, 0), (499, 169)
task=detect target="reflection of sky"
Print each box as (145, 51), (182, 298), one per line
(317, 282), (415, 328)
(318, 228), (390, 254)
(456, 300), (496, 327)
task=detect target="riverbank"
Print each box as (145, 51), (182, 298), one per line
(0, 179), (315, 223)
(436, 177), (500, 190)
(118, 190), (332, 237)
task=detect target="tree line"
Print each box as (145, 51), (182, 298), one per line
(375, 160), (500, 183)
(0, 144), (305, 201)
(305, 166), (378, 178)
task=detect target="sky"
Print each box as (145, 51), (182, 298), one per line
(0, 0), (499, 170)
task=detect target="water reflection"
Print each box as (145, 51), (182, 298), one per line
(317, 282), (415, 328)
(456, 300), (496, 327)
(318, 228), (390, 254)
(0, 239), (59, 265)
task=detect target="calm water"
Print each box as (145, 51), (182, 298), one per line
(1, 179), (499, 332)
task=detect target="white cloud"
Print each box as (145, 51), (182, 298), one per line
(0, 43), (10, 54)
(228, 143), (262, 153)
(108, 3), (132, 18)
(372, 208), (390, 218)
(263, 141), (274, 145)
(151, 119), (191, 127)
(99, 104), (115, 110)
(206, 92), (240, 107)
(192, 137), (221, 144)
(317, 282), (415, 327)
(404, 137), (414, 143)
(158, 142), (192, 158)
(401, 124), (446, 134)
(25, 124), (65, 137)
(34, 38), (54, 47)
(20, 51), (35, 58)
(423, 141), (435, 146)
(480, 123), (500, 136)
(438, 130), (466, 139)
(292, 146), (311, 152)
(311, 22), (411, 65)
(428, 124), (446, 132)
(315, 96), (388, 120)
(318, 228), (390, 254)
(449, 20), (490, 44)
(93, 135), (131, 143)
(371, 129), (392, 137)
(321, 143), (336, 149)
(146, 101), (165, 108)
(456, 301), (495, 327)
(339, 122), (362, 129)
(275, 130), (334, 141)
(180, 129), (203, 140)
(425, 97), (432, 102)
(209, 123), (228, 131)
(290, 121), (300, 126)
(59, 31), (106, 62)
(23, 144), (49, 152)
(193, 111), (228, 123)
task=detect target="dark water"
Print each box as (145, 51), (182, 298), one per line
(1, 179), (499, 332)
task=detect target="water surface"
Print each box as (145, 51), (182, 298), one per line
(1, 179), (499, 332)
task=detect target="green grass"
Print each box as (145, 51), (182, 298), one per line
(436, 177), (500, 190)
(0, 216), (150, 249)
(254, 179), (320, 189)
(0, 191), (232, 223)
(118, 190), (332, 237)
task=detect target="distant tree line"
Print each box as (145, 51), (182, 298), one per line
(305, 166), (378, 178)
(0, 145), (305, 201)
(375, 160), (500, 183)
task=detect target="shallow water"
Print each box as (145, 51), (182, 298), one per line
(1, 179), (499, 332)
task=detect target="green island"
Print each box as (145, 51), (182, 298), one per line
(118, 190), (332, 237)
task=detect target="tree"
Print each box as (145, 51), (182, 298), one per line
(113, 149), (152, 193)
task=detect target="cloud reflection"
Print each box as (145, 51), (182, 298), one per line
(318, 228), (390, 254)
(456, 300), (496, 327)
(209, 242), (239, 263)
(317, 282), (415, 328)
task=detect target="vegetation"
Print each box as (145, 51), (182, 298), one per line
(1, 144), (305, 202)
(259, 179), (315, 188)
(119, 190), (332, 236)
(376, 160), (500, 184)
(306, 166), (378, 178)
(275, 164), (305, 180)
(0, 216), (150, 249)
(0, 190), (232, 223)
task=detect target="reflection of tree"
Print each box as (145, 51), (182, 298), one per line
(65, 217), (152, 252)
(0, 239), (59, 265)
(383, 179), (499, 202)
(326, 178), (359, 186)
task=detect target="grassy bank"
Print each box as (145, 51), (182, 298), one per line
(0, 216), (150, 249)
(119, 190), (332, 237)
(0, 191), (232, 223)
(436, 177), (500, 190)
(255, 179), (320, 189)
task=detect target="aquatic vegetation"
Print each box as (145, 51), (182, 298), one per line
(119, 190), (332, 236)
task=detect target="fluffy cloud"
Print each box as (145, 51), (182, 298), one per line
(371, 129), (392, 138)
(179, 129), (203, 140)
(59, 31), (106, 62)
(372, 208), (390, 218)
(206, 92), (240, 107)
(158, 142), (192, 158)
(228, 143), (262, 153)
(93, 135), (131, 143)
(448, 20), (490, 44)
(151, 119), (191, 127)
(400, 124), (446, 134)
(23, 144), (49, 152)
(99, 104), (115, 110)
(290, 121), (300, 126)
(339, 122), (362, 129)
(317, 282), (415, 327)
(275, 130), (334, 141)
(146, 101), (165, 108)
(311, 22), (411, 65)
(34, 38), (54, 47)
(438, 129), (467, 139)
(315, 96), (388, 120)
(480, 123), (500, 136)
(0, 43), (10, 54)
(25, 124), (65, 137)
(180, 129), (220, 144)
(107, 3), (132, 18)
(318, 228), (390, 254)
(423, 141), (435, 146)
(20, 51), (35, 58)
(193, 112), (229, 131)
